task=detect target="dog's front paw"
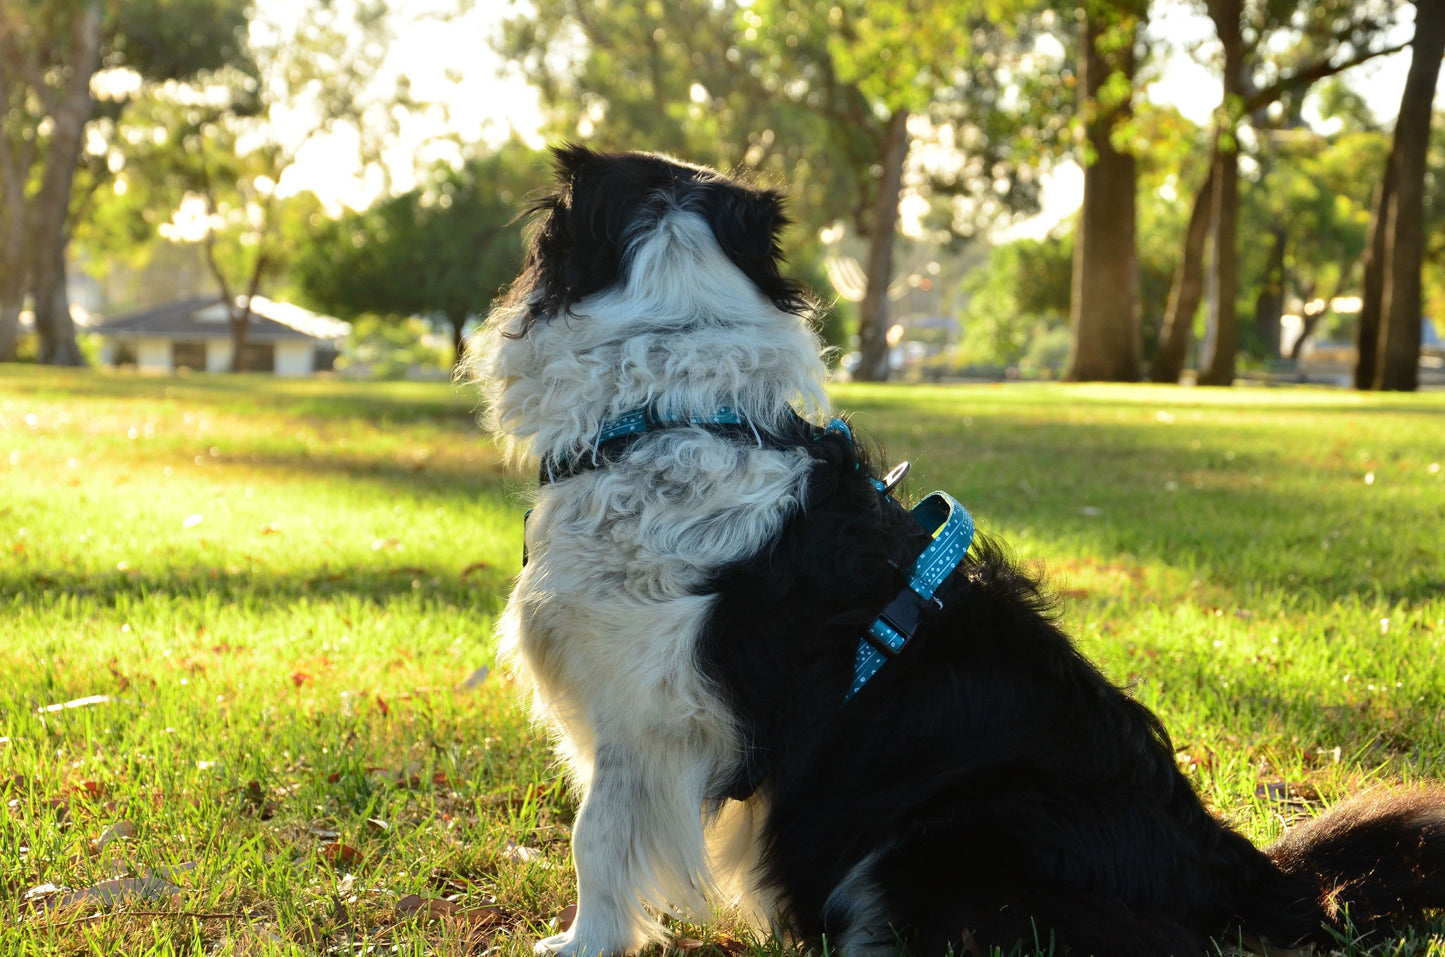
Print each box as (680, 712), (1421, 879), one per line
(534, 930), (617, 957)
(534, 932), (574, 956)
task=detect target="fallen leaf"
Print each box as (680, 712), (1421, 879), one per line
(96, 820), (137, 851)
(504, 841), (544, 864)
(43, 876), (182, 909)
(460, 561), (491, 580)
(397, 894), (461, 919)
(72, 780), (106, 799)
(365, 817), (389, 832)
(552, 903), (578, 933)
(371, 538), (402, 551)
(459, 665), (490, 690)
(143, 861), (198, 884)
(23, 883), (60, 902)
(183, 514), (204, 528)
(320, 843), (362, 867)
(456, 903), (506, 928)
(289, 671), (313, 687)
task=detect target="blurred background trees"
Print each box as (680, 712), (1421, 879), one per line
(2, 0), (1441, 389)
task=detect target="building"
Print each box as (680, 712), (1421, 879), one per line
(94, 296), (349, 377)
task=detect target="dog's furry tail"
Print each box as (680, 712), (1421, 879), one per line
(1242, 788), (1445, 946)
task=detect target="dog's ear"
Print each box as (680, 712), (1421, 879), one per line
(550, 142), (601, 188)
(704, 185), (787, 265)
(704, 185), (810, 315)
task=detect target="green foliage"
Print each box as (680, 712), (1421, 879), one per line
(956, 235), (1073, 368)
(102, 0), (252, 82)
(77, 0), (438, 326)
(335, 314), (453, 379)
(292, 143), (543, 351)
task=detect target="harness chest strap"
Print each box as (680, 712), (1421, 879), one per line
(846, 490), (975, 701)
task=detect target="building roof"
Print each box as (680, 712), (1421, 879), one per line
(93, 296), (349, 344)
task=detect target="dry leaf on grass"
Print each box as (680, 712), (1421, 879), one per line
(95, 820), (137, 850)
(504, 841), (544, 864)
(319, 843), (362, 867)
(32, 876), (183, 910)
(552, 903), (578, 933)
(397, 894), (503, 922)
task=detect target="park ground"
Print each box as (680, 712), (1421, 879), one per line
(1, 366), (1443, 956)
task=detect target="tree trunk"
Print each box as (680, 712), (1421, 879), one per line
(28, 0), (103, 367)
(0, 198), (21, 361)
(228, 315), (250, 372)
(854, 108), (909, 383)
(0, 118), (23, 363)
(1355, 167), (1394, 388)
(1065, 4), (1142, 382)
(33, 244), (85, 365)
(1197, 0), (1244, 387)
(1375, 0), (1445, 392)
(0, 298), (17, 362)
(1151, 162), (1215, 382)
(1253, 226), (1286, 358)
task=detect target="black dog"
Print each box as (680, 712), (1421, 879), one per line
(473, 145), (1445, 957)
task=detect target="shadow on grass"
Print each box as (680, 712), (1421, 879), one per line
(2, 562), (513, 616)
(868, 410), (1445, 606)
(0, 365), (482, 428)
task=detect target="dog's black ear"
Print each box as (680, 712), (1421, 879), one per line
(705, 185), (811, 316)
(550, 142), (601, 187)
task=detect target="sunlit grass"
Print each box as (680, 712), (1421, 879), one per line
(2, 366), (1443, 955)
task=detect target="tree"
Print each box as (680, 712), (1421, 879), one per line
(100, 0), (447, 371)
(1365, 0), (1445, 391)
(1154, 0), (1408, 384)
(494, 1), (1051, 381)
(1065, 0), (1145, 382)
(292, 144), (540, 367)
(958, 236), (1073, 368)
(1149, 160), (1214, 381)
(0, 0), (249, 364)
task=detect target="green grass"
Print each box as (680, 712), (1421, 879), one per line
(2, 365), (1443, 956)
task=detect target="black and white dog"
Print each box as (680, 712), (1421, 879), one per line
(473, 145), (1445, 957)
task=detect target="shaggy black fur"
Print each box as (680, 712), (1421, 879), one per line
(697, 424), (1445, 955)
(506, 144), (812, 334)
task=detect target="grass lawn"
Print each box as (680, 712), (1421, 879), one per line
(2, 365), (1443, 956)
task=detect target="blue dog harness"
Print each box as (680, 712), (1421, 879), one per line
(529, 408), (976, 701)
(818, 419), (976, 701)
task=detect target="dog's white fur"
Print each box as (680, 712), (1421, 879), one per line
(475, 206), (831, 955)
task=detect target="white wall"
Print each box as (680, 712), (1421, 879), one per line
(206, 339), (233, 372)
(135, 339), (171, 375)
(275, 342), (314, 377)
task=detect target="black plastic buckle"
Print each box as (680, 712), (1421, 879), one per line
(865, 587), (942, 657)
